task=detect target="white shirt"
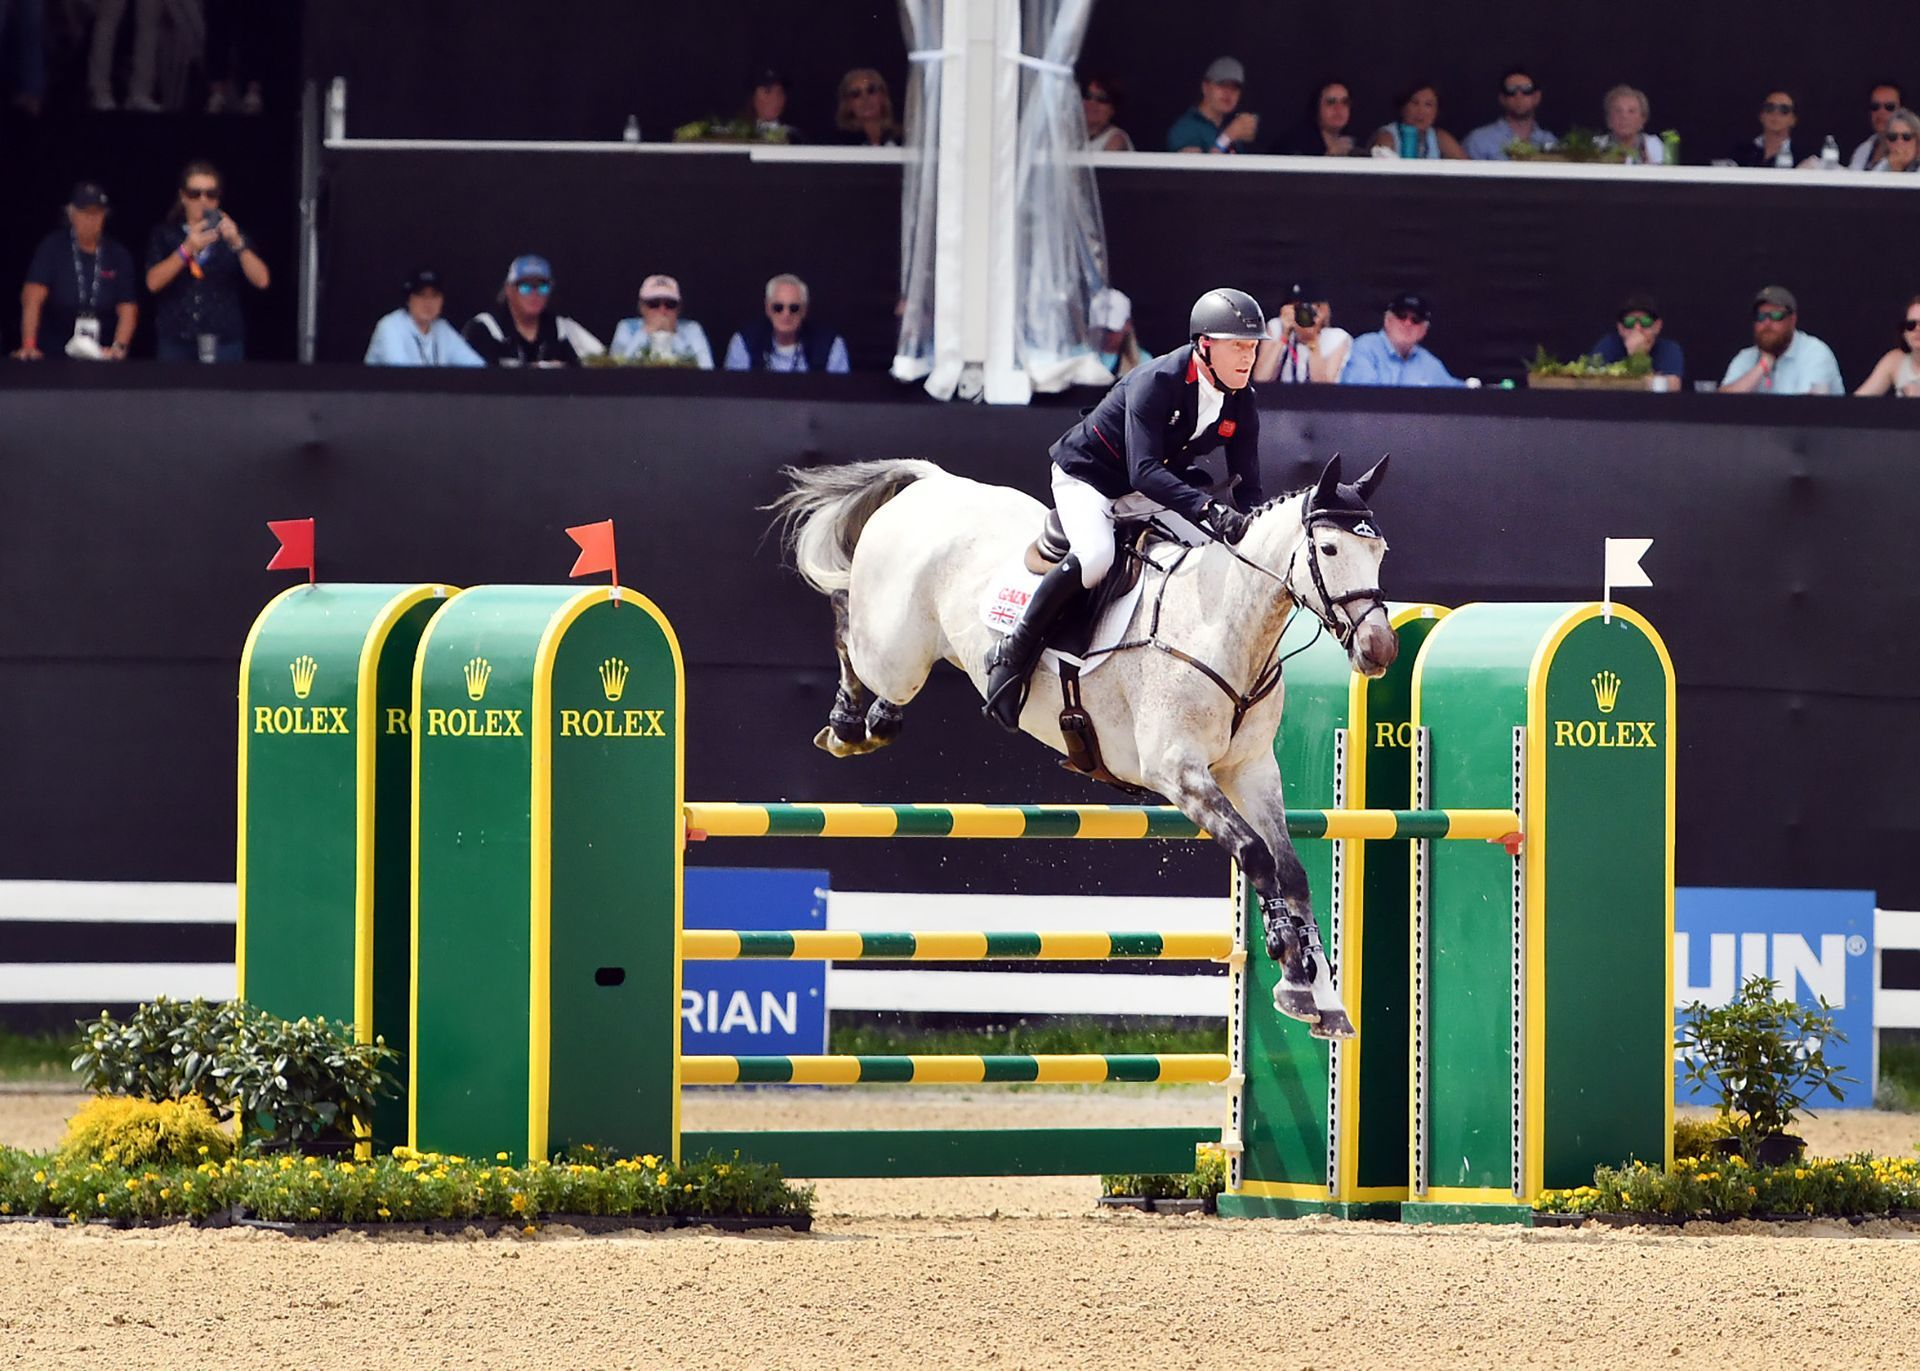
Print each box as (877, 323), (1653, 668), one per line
(1263, 321), (1354, 382)
(1192, 365), (1224, 439)
(1849, 134), (1882, 171)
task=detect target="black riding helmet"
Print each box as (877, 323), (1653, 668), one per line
(1189, 288), (1266, 393)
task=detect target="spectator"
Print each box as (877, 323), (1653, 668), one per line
(1584, 292), (1683, 386)
(86, 0), (162, 111)
(2, 0), (46, 115)
(13, 182), (137, 362)
(1370, 84), (1466, 159)
(1868, 108), (1920, 171)
(1081, 74), (1133, 152)
(743, 68), (801, 142)
(364, 269), (484, 367)
(462, 255), (603, 367)
(1595, 85), (1664, 164)
(204, 0), (267, 113)
(1848, 83), (1903, 170)
(1254, 280), (1352, 384)
(1277, 80), (1357, 156)
(609, 274), (714, 368)
(1719, 286), (1842, 395)
(1725, 91), (1802, 168)
(1463, 66), (1557, 159)
(1854, 296), (1920, 396)
(1168, 57), (1258, 154)
(1341, 292), (1465, 387)
(724, 273), (849, 373)
(834, 68), (901, 146)
(143, 160), (269, 363)
(1088, 287), (1149, 378)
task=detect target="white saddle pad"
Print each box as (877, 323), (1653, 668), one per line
(979, 559), (1148, 677)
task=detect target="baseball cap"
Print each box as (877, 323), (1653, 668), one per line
(1753, 285), (1797, 313)
(1203, 57), (1246, 86)
(507, 253), (553, 285)
(751, 68), (785, 89)
(1283, 279), (1326, 304)
(1387, 290), (1431, 321)
(70, 181), (110, 210)
(1088, 287), (1132, 332)
(404, 268), (443, 296)
(640, 273), (682, 303)
(1618, 291), (1661, 320)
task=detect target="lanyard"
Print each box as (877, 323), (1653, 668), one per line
(414, 325), (437, 365)
(1283, 337), (1311, 384)
(71, 233), (102, 317)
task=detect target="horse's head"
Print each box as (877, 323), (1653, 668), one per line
(1258, 454), (1396, 677)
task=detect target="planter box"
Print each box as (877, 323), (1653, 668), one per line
(1525, 374), (1660, 391)
(1098, 1195), (1215, 1215)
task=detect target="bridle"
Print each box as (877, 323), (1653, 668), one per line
(1219, 491), (1388, 652)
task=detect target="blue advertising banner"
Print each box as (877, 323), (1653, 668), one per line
(1675, 887), (1877, 1107)
(683, 868), (828, 1056)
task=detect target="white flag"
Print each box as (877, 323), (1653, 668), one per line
(1604, 538), (1653, 589)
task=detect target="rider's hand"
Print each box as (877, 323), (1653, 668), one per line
(1205, 502), (1252, 545)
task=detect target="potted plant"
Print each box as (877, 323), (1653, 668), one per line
(1524, 345), (1660, 391)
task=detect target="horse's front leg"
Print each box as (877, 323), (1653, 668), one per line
(1141, 749), (1349, 1038)
(1216, 747), (1355, 1040)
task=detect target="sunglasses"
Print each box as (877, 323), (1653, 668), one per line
(1083, 90), (1113, 104)
(1903, 318), (1920, 332)
(1389, 307), (1428, 323)
(182, 186), (220, 200)
(1323, 93), (1350, 104)
(1503, 83), (1538, 96)
(770, 301), (804, 314)
(1872, 101), (1900, 112)
(847, 83), (881, 98)
(515, 280), (552, 295)
(1761, 102), (1794, 114)
(1619, 313), (1658, 330)
(641, 297), (680, 309)
(1889, 130), (1916, 142)
(1753, 307), (1792, 323)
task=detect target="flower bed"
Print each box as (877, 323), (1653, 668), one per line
(1099, 1143), (1225, 1213)
(1538, 1151), (1920, 1223)
(0, 1144), (813, 1232)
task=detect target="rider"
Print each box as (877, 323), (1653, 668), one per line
(982, 287), (1269, 730)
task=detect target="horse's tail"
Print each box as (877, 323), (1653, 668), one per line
(768, 459), (945, 594)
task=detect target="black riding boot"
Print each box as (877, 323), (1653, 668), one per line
(982, 555), (1083, 732)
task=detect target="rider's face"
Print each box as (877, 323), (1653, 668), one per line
(1202, 337), (1259, 388)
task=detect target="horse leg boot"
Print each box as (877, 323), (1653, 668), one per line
(982, 555), (1083, 732)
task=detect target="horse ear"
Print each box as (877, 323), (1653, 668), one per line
(1352, 453), (1390, 501)
(1313, 454), (1343, 507)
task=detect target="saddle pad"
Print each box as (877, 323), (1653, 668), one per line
(979, 560), (1147, 678)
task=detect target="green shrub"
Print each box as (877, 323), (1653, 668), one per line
(1538, 1152), (1920, 1219)
(57, 1095), (231, 1168)
(1676, 975), (1853, 1151)
(1673, 1114), (1738, 1160)
(1101, 1142), (1226, 1201)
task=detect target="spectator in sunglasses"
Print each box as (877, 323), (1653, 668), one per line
(1370, 83), (1466, 159)
(462, 254), (603, 367)
(1169, 56), (1258, 154)
(1854, 295), (1920, 395)
(834, 68), (901, 146)
(1342, 291), (1465, 387)
(14, 182), (137, 362)
(1584, 292), (1683, 387)
(1277, 80), (1358, 157)
(1848, 83), (1904, 170)
(1595, 85), (1664, 164)
(724, 273), (849, 373)
(144, 159), (269, 363)
(1868, 108), (1920, 171)
(742, 68), (801, 143)
(1081, 74), (1133, 152)
(1463, 66), (1557, 160)
(364, 269), (484, 367)
(1720, 286), (1842, 395)
(1725, 91), (1803, 168)
(609, 274), (714, 368)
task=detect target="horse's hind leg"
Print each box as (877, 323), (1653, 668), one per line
(815, 591), (889, 758)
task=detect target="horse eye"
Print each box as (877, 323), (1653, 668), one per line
(1319, 542), (1340, 557)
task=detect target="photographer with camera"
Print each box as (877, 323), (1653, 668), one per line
(143, 160), (269, 363)
(14, 182), (137, 362)
(1253, 281), (1352, 384)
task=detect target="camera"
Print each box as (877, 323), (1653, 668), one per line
(1292, 302), (1317, 328)
(201, 208), (223, 232)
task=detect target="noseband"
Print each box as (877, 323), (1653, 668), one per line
(1288, 511), (1388, 652)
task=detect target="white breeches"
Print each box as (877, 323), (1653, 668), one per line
(1049, 466), (1204, 588)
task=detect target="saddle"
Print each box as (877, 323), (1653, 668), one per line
(1022, 514), (1162, 797)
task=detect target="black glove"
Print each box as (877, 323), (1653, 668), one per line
(1204, 502), (1252, 545)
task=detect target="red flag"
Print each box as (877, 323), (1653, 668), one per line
(566, 519), (618, 589)
(266, 518), (315, 583)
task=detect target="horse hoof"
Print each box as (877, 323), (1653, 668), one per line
(1272, 982), (1320, 1025)
(866, 699), (904, 741)
(814, 725), (891, 758)
(1309, 1008), (1356, 1041)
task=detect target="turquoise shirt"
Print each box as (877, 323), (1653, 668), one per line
(1167, 107), (1248, 153)
(1719, 330), (1845, 395)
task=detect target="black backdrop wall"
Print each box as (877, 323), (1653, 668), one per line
(2, 371), (1917, 906)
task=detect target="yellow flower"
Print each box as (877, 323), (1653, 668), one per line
(198, 1146), (210, 1156)
(497, 1152), (510, 1162)
(126, 1179), (139, 1191)
(510, 1194), (528, 1213)
(640, 1155), (660, 1169)
(309, 1207), (322, 1217)
(377, 1207), (391, 1219)
(32, 1170), (45, 1184)
(339, 1162), (355, 1175)
(183, 1182), (193, 1194)
(96, 1192), (106, 1204)
(160, 1189), (172, 1200)
(523, 1225), (537, 1236)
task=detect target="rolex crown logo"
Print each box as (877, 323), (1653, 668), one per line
(1592, 669), (1621, 714)
(599, 657), (629, 702)
(289, 655), (318, 700)
(464, 657), (492, 701)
